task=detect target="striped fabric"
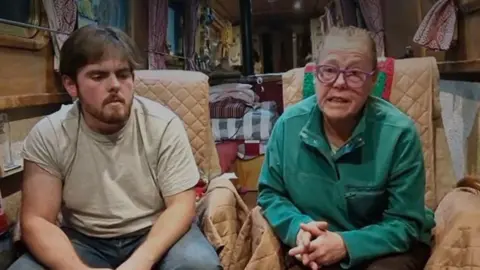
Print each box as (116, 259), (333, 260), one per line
(211, 101), (278, 141)
(209, 98), (248, 119)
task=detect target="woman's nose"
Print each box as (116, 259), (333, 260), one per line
(333, 72), (347, 88)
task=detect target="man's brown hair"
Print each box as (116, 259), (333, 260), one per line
(317, 26), (378, 69)
(59, 25), (142, 80)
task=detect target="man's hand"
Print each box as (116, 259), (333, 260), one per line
(306, 231), (347, 267)
(115, 253), (154, 270)
(289, 221), (328, 269)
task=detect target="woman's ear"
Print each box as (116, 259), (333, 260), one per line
(371, 70), (379, 84)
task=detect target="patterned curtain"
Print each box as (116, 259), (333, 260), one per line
(413, 0), (457, 51)
(42, 0), (77, 70)
(148, 0), (168, 69)
(358, 0), (385, 56)
(183, 0), (200, 70)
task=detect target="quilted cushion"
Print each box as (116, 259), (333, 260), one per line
(282, 57), (437, 209)
(389, 57), (436, 208)
(134, 70), (221, 182)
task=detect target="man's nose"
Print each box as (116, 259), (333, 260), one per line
(108, 75), (120, 92)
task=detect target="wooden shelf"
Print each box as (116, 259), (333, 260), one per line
(0, 141), (24, 179)
(0, 92), (71, 110)
(438, 60), (480, 74)
(1, 163), (23, 178)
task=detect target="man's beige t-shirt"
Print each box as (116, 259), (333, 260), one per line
(22, 96), (200, 238)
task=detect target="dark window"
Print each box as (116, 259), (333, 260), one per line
(0, 0), (32, 24)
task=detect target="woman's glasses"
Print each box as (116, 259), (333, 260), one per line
(316, 65), (375, 88)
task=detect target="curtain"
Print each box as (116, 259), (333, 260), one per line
(439, 80), (480, 181)
(358, 0), (385, 56)
(148, 0), (168, 69)
(183, 0), (200, 70)
(339, 0), (358, 26)
(42, 0), (77, 70)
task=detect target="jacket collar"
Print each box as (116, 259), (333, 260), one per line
(300, 98), (370, 156)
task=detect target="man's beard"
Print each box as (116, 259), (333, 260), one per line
(79, 93), (132, 125)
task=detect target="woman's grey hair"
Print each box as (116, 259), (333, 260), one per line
(315, 26), (378, 69)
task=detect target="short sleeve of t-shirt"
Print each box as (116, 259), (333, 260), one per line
(156, 116), (199, 197)
(22, 117), (62, 178)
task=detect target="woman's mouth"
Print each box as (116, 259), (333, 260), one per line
(327, 97), (349, 103)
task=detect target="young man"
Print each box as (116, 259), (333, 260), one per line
(8, 25), (221, 270)
(257, 26), (435, 270)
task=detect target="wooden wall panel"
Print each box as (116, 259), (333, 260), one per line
(383, 0), (422, 58)
(0, 42), (55, 96)
(0, 40), (71, 110)
(439, 13), (480, 73)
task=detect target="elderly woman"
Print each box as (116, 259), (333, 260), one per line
(257, 26), (434, 270)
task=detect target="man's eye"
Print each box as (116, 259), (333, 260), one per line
(90, 74), (105, 80)
(117, 72), (131, 79)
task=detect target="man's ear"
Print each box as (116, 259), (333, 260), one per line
(62, 75), (78, 98)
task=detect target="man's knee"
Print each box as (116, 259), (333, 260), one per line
(159, 245), (221, 270)
(169, 256), (221, 270)
(158, 223), (222, 270)
(7, 253), (46, 270)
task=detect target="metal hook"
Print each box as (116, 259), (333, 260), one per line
(256, 76), (264, 92)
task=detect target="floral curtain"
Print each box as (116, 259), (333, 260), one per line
(148, 0), (168, 69)
(183, 0), (200, 70)
(358, 0), (385, 56)
(42, 0), (77, 70)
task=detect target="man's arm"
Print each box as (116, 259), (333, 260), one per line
(21, 161), (89, 270)
(338, 125), (430, 268)
(20, 118), (95, 270)
(257, 117), (314, 248)
(125, 189), (196, 268)
(120, 116), (199, 269)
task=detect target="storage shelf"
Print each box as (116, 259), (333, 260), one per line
(0, 140), (24, 179)
(0, 92), (71, 110)
(438, 59), (480, 74)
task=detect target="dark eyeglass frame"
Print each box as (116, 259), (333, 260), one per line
(315, 64), (376, 87)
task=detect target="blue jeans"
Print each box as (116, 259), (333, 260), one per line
(8, 222), (222, 270)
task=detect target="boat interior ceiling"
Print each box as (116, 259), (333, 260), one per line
(211, 0), (328, 26)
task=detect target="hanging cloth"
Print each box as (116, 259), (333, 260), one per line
(413, 0), (457, 51)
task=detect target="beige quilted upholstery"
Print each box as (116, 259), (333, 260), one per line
(282, 58), (437, 208)
(196, 176), (250, 268)
(426, 186), (480, 269)
(134, 70), (221, 182)
(282, 68), (304, 108)
(389, 58), (436, 208)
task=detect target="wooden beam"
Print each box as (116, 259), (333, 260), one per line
(0, 92), (71, 110)
(211, 0), (235, 22)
